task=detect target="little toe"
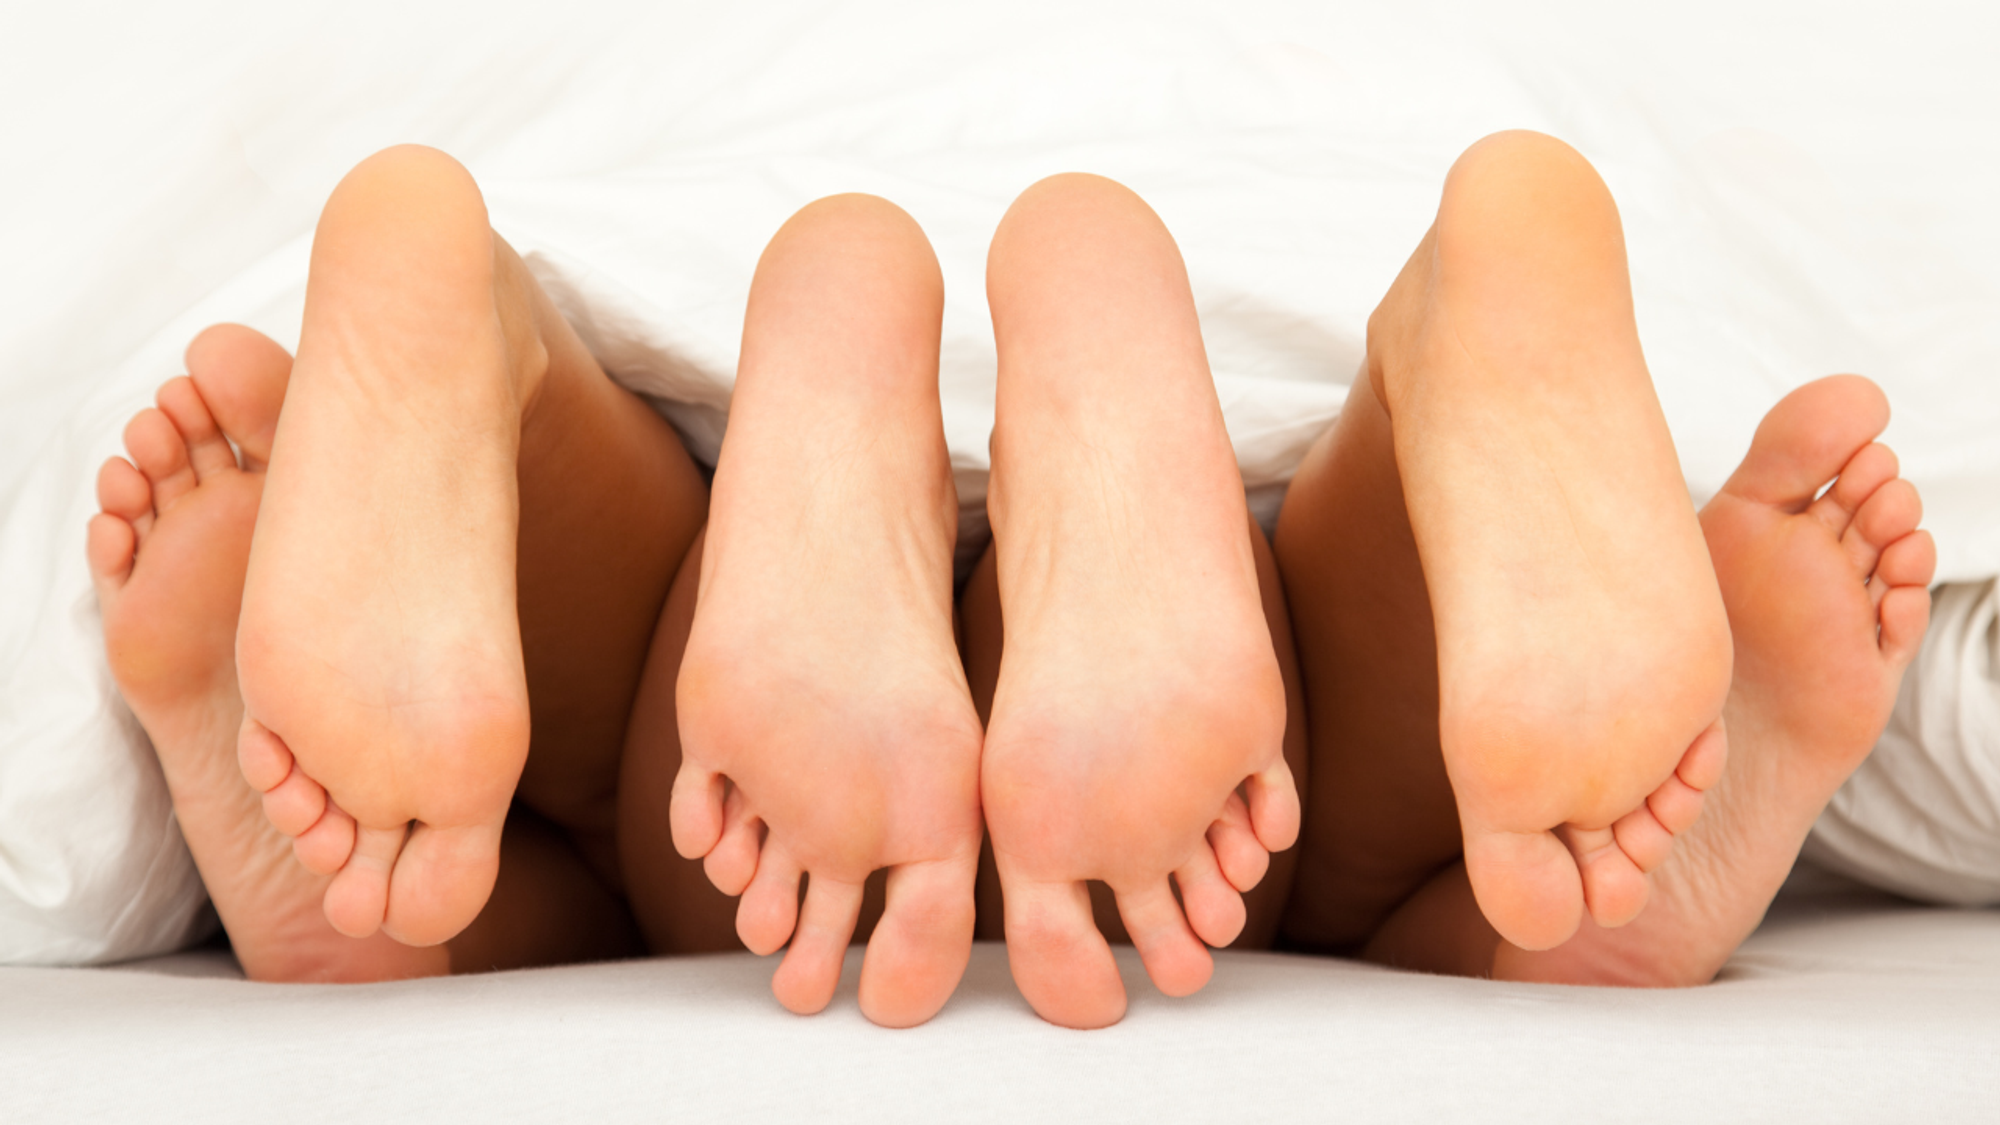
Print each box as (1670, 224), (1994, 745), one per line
(737, 846), (803, 956)
(323, 823), (401, 938)
(122, 408), (197, 511)
(1564, 823), (1650, 929)
(1002, 877), (1125, 1029)
(1207, 793), (1270, 893)
(1462, 827), (1584, 951)
(703, 789), (763, 896)
(1175, 847), (1247, 949)
(772, 874), (865, 1016)
(669, 763), (728, 860)
(86, 513), (137, 593)
(1842, 478), (1922, 579)
(1114, 880), (1214, 998)
(859, 855), (978, 1028)
(260, 763), (328, 837)
(1244, 762), (1301, 854)
(382, 819), (506, 947)
(236, 716), (295, 794)
(96, 457), (153, 525)
(1880, 584), (1934, 668)
(293, 803), (357, 874)
(155, 375), (238, 480)
(1675, 719), (1728, 793)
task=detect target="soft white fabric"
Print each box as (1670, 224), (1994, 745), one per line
(1807, 579), (2000, 904)
(3, 0), (1998, 963)
(3, 879), (1998, 1123)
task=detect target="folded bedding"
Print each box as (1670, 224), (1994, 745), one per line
(3, 0), (1996, 964)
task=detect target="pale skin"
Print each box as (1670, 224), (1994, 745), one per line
(88, 132), (1934, 1026)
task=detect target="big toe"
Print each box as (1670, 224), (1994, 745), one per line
(1463, 827), (1584, 951)
(185, 324), (293, 468)
(858, 856), (977, 1028)
(380, 820), (505, 947)
(1723, 375), (1889, 510)
(1003, 877), (1127, 1029)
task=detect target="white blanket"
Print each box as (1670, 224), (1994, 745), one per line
(4, 0), (1998, 963)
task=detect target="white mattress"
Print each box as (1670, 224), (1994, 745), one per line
(3, 873), (1996, 1123)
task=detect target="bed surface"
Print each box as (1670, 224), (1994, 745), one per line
(6, 875), (1997, 1123)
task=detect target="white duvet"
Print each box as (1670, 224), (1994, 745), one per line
(3, 0), (1996, 964)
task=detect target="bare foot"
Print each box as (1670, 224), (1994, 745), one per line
(1370, 132), (1734, 950)
(89, 324), (445, 983)
(1494, 375), (1936, 984)
(671, 197), (984, 1028)
(979, 175), (1298, 1029)
(234, 147), (541, 946)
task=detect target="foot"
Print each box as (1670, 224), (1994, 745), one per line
(90, 324), (445, 982)
(1495, 374), (1935, 984)
(1370, 132), (1735, 951)
(234, 146), (539, 946)
(672, 196), (984, 1028)
(980, 175), (1298, 1029)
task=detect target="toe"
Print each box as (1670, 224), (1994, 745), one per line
(323, 824), (401, 939)
(382, 820), (506, 947)
(1675, 719), (1728, 793)
(669, 763), (728, 860)
(293, 803), (357, 874)
(1175, 846), (1247, 949)
(859, 854), (977, 1028)
(772, 875), (866, 1016)
(1002, 876), (1125, 1029)
(1808, 442), (1898, 538)
(1724, 375), (1889, 512)
(86, 513), (136, 593)
(1843, 478), (1922, 580)
(185, 324), (293, 471)
(96, 457), (153, 525)
(1114, 880), (1214, 998)
(260, 762), (328, 837)
(1610, 801), (1678, 874)
(1562, 823), (1650, 929)
(1462, 826), (1583, 951)
(122, 407), (197, 512)
(1875, 529), (1938, 592)
(737, 846), (803, 956)
(155, 375), (238, 481)
(703, 787), (763, 896)
(1244, 761), (1301, 854)
(236, 717), (295, 794)
(1647, 771), (1708, 837)
(1207, 792), (1270, 893)
(1880, 583), (1934, 668)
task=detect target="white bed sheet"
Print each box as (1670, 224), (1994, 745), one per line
(3, 0), (1997, 966)
(3, 876), (1997, 1123)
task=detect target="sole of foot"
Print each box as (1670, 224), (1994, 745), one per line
(234, 146), (538, 947)
(1495, 374), (1935, 984)
(90, 323), (445, 983)
(1370, 131), (1736, 951)
(979, 174), (1298, 1029)
(671, 196), (984, 1029)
